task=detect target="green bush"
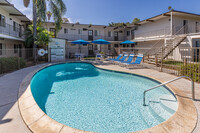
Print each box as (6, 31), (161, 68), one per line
(179, 64), (200, 82)
(0, 57), (26, 74)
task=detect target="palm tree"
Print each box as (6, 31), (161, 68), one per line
(46, 11), (52, 22)
(23, 0), (66, 62)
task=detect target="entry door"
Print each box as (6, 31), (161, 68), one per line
(88, 44), (94, 56)
(114, 32), (118, 41)
(183, 20), (188, 34)
(194, 41), (200, 61)
(88, 30), (93, 41)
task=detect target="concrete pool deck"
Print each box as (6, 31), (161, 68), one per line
(0, 62), (200, 133)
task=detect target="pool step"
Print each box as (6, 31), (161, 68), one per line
(139, 104), (160, 128)
(139, 94), (178, 128)
(148, 101), (172, 122)
(159, 95), (178, 114)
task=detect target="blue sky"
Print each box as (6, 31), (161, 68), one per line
(8, 0), (200, 25)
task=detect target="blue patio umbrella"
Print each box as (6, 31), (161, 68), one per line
(72, 40), (90, 53)
(92, 39), (111, 52)
(120, 40), (136, 44)
(92, 39), (111, 44)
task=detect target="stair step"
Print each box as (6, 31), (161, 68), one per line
(148, 101), (172, 122)
(159, 95), (178, 114)
(139, 105), (160, 128)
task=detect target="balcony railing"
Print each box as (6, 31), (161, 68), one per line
(57, 34), (127, 41)
(0, 23), (24, 39)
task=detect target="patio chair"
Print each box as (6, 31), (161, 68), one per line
(114, 54), (128, 63)
(95, 53), (103, 61)
(123, 54), (143, 66)
(108, 54), (123, 61)
(119, 54), (135, 63)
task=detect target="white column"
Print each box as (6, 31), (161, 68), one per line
(170, 11), (173, 35)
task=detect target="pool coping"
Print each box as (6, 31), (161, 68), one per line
(18, 62), (197, 133)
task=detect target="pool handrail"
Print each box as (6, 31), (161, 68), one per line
(143, 76), (195, 106)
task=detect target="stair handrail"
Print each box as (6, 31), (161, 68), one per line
(144, 25), (187, 56)
(143, 76), (195, 106)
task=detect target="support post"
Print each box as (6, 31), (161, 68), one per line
(18, 48), (20, 70)
(160, 47), (163, 72)
(155, 55), (158, 66)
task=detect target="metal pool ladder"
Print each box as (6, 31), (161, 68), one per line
(143, 76), (195, 106)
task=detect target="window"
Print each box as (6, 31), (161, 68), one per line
(64, 28), (68, 34)
(78, 29), (82, 34)
(94, 30), (98, 36)
(127, 31), (130, 36)
(0, 14), (5, 27)
(14, 44), (17, 53)
(114, 44), (118, 48)
(108, 44), (111, 50)
(0, 43), (2, 55)
(13, 21), (16, 31)
(196, 22), (199, 33)
(14, 44), (22, 53)
(108, 31), (111, 37)
(50, 28), (56, 37)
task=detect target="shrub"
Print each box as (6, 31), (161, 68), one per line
(179, 64), (200, 82)
(0, 57), (26, 74)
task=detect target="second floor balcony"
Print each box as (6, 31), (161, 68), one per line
(57, 34), (127, 42)
(0, 23), (24, 40)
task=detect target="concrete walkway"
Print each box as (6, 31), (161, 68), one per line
(0, 62), (199, 133)
(0, 64), (47, 133)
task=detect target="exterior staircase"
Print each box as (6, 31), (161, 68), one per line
(144, 34), (187, 65)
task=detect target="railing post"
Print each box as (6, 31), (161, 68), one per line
(143, 92), (146, 106)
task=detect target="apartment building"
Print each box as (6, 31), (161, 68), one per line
(130, 10), (200, 61)
(0, 0), (30, 58)
(43, 22), (133, 57)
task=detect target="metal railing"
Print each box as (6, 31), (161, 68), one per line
(0, 23), (24, 39)
(143, 76), (195, 106)
(57, 34), (126, 41)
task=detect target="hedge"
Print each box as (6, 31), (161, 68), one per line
(0, 57), (26, 74)
(179, 64), (200, 82)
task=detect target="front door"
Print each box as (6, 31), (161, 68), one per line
(88, 30), (93, 41)
(114, 32), (118, 41)
(183, 20), (188, 34)
(88, 44), (94, 56)
(194, 40), (200, 62)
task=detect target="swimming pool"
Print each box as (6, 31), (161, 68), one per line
(30, 62), (178, 133)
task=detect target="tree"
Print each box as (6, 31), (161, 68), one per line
(132, 18), (140, 24)
(23, 0), (66, 62)
(62, 17), (69, 23)
(168, 6), (173, 11)
(24, 25), (54, 48)
(46, 11), (52, 22)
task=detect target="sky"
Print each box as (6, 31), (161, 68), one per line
(7, 0), (200, 25)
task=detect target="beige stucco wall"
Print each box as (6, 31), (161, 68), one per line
(0, 39), (25, 58)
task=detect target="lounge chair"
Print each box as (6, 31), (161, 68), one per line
(119, 54), (135, 63)
(95, 53), (103, 61)
(109, 54), (123, 61)
(123, 54), (143, 65)
(114, 54), (128, 63)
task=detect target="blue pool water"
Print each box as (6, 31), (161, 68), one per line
(31, 63), (178, 133)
